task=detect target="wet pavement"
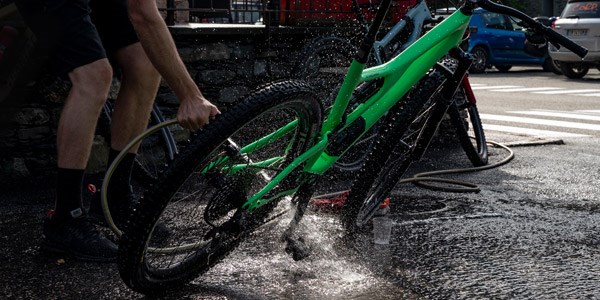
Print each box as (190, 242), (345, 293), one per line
(2, 132), (600, 299)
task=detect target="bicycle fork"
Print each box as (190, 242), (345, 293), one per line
(408, 49), (474, 162)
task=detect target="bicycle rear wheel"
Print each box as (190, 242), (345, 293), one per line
(118, 80), (322, 294)
(448, 78), (488, 167)
(342, 63), (449, 232)
(98, 100), (180, 186)
(130, 103), (181, 185)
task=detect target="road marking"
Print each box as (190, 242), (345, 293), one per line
(471, 85), (522, 90)
(469, 84), (600, 97)
(576, 110), (600, 114)
(483, 124), (590, 137)
(491, 87), (563, 92)
(532, 89), (600, 94)
(479, 113), (600, 131)
(508, 110), (600, 122)
(574, 93), (600, 97)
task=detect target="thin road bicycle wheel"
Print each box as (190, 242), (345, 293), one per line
(118, 80), (322, 294)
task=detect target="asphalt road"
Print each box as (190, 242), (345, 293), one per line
(2, 68), (600, 299)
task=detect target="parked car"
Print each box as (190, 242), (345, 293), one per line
(467, 8), (559, 73)
(549, 0), (600, 79)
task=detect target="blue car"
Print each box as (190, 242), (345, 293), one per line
(467, 9), (559, 73)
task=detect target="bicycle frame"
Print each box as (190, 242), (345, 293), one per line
(238, 3), (472, 212)
(371, 0), (435, 65)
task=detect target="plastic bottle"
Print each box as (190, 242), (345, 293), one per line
(372, 198), (392, 245)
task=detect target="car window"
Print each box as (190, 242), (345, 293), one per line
(509, 17), (523, 31)
(481, 12), (510, 30)
(561, 1), (600, 18)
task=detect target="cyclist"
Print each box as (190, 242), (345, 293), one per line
(14, 0), (220, 262)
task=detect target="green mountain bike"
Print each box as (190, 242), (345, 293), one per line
(111, 0), (587, 294)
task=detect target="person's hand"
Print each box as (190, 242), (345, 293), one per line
(177, 95), (220, 131)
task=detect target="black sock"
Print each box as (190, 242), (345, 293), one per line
(54, 168), (85, 220)
(107, 148), (136, 195)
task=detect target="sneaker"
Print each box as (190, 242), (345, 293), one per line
(41, 214), (117, 263)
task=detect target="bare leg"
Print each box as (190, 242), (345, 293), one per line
(110, 42), (161, 152)
(57, 59), (113, 169)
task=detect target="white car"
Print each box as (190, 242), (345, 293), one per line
(549, 0), (600, 78)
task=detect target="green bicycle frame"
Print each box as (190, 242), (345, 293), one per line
(239, 9), (472, 212)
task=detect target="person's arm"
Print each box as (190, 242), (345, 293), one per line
(127, 0), (220, 130)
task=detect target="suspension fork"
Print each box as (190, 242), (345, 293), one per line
(461, 75), (477, 105)
(410, 49), (474, 161)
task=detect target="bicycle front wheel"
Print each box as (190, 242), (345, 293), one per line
(448, 79), (488, 167)
(342, 63), (449, 232)
(118, 80), (322, 294)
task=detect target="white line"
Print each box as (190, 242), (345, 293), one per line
(575, 93), (600, 97)
(532, 89), (600, 94)
(479, 114), (600, 131)
(470, 85), (522, 90)
(508, 111), (600, 122)
(483, 124), (590, 137)
(491, 87), (563, 92)
(576, 110), (600, 114)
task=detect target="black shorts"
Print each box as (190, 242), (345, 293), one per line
(15, 0), (139, 76)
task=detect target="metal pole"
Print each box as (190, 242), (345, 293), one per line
(166, 0), (175, 25)
(541, 0), (552, 16)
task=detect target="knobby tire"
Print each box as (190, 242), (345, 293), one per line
(118, 80), (322, 294)
(341, 61), (451, 233)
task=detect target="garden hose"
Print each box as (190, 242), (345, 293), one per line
(402, 140), (515, 193)
(311, 140), (516, 202)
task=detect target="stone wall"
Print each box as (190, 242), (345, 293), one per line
(156, 0), (190, 24)
(0, 26), (355, 185)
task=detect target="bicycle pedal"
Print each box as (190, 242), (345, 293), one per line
(284, 237), (311, 261)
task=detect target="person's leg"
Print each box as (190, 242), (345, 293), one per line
(90, 0), (160, 153)
(57, 60), (113, 170)
(110, 42), (161, 152)
(86, 0), (160, 225)
(96, 43), (160, 223)
(15, 0), (119, 262)
(53, 59), (112, 219)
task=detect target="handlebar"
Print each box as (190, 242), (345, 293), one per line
(473, 0), (588, 58)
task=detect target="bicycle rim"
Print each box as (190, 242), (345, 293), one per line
(118, 80), (322, 294)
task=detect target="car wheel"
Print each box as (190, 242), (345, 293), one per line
(560, 62), (589, 79)
(495, 65), (512, 72)
(470, 46), (488, 73)
(543, 58), (563, 75)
